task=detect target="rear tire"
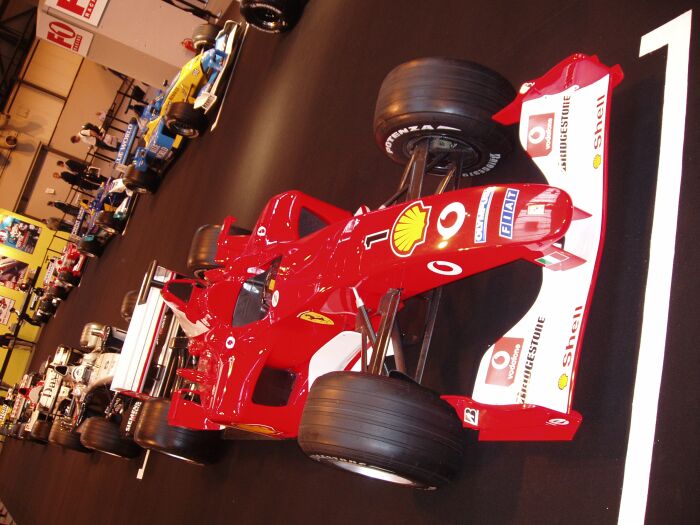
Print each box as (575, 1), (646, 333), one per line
(133, 399), (222, 465)
(80, 417), (142, 459)
(374, 57), (515, 177)
(299, 372), (465, 489)
(48, 420), (91, 452)
(77, 236), (105, 258)
(95, 210), (124, 235)
(30, 420), (52, 443)
(240, 0), (304, 33)
(57, 270), (80, 287)
(187, 224), (221, 279)
(120, 289), (138, 323)
(164, 102), (208, 138)
(123, 165), (160, 194)
(192, 23), (219, 51)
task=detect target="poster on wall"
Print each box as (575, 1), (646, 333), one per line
(44, 0), (110, 27)
(36, 11), (94, 57)
(0, 257), (29, 290)
(0, 214), (41, 254)
(0, 296), (15, 326)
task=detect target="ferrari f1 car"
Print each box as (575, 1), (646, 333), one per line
(118, 21), (245, 193)
(121, 54), (622, 486)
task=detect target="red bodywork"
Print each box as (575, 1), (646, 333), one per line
(163, 54), (623, 440)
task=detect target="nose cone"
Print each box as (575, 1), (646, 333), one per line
(494, 185), (572, 245)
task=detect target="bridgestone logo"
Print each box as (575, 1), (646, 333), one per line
(516, 317), (546, 404)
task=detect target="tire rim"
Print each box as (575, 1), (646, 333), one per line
(404, 135), (483, 176)
(312, 455), (427, 488)
(167, 119), (199, 138)
(248, 5), (288, 32)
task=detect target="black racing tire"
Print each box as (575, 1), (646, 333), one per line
(120, 289), (138, 323)
(133, 399), (222, 465)
(298, 372), (465, 489)
(57, 270), (80, 287)
(77, 236), (105, 258)
(192, 23), (219, 51)
(187, 224), (221, 279)
(123, 166), (160, 194)
(80, 417), (142, 459)
(37, 296), (57, 314)
(47, 284), (70, 301)
(374, 57), (515, 177)
(18, 425), (32, 440)
(94, 210), (124, 235)
(33, 310), (51, 324)
(48, 420), (91, 452)
(29, 420), (52, 443)
(240, 0), (304, 33)
(164, 102), (208, 139)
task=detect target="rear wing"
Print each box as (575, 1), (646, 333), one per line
(111, 261), (179, 396)
(442, 54), (623, 440)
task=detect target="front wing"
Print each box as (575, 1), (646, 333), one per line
(442, 54), (623, 440)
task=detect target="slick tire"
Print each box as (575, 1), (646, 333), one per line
(77, 236), (105, 258)
(240, 0), (304, 33)
(298, 372), (465, 489)
(29, 420), (52, 443)
(57, 270), (80, 287)
(120, 289), (138, 323)
(187, 224), (222, 279)
(123, 166), (160, 194)
(133, 399), (222, 465)
(374, 57), (515, 177)
(48, 421), (91, 452)
(191, 23), (220, 51)
(164, 102), (208, 139)
(80, 417), (141, 459)
(47, 284), (70, 301)
(94, 210), (124, 235)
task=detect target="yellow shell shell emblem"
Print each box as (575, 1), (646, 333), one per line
(391, 201), (431, 257)
(298, 311), (334, 325)
(558, 373), (569, 390)
(593, 154), (602, 169)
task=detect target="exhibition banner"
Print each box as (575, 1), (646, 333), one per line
(44, 0), (110, 27)
(36, 11), (94, 56)
(0, 214), (41, 254)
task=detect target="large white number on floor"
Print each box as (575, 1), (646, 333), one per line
(618, 10), (692, 525)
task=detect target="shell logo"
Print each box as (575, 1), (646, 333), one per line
(390, 201), (431, 257)
(558, 373), (569, 390)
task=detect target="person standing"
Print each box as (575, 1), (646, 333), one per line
(47, 200), (80, 217)
(52, 172), (101, 191)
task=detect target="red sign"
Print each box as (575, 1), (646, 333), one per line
(526, 113), (554, 157)
(485, 337), (524, 386)
(45, 0), (109, 27)
(36, 12), (94, 56)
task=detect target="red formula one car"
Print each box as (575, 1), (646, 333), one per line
(137, 54), (622, 487)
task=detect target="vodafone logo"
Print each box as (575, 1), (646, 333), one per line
(526, 113), (554, 157)
(485, 337), (524, 386)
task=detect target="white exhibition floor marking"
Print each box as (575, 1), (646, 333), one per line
(137, 449), (151, 480)
(618, 9), (692, 525)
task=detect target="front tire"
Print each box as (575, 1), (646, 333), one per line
(133, 399), (222, 465)
(192, 23), (219, 51)
(164, 102), (207, 138)
(240, 0), (304, 33)
(95, 210), (124, 235)
(187, 224), (221, 279)
(120, 289), (138, 323)
(57, 270), (80, 287)
(299, 372), (465, 489)
(30, 420), (52, 443)
(77, 236), (105, 258)
(374, 57), (515, 177)
(48, 420), (91, 452)
(80, 417), (142, 459)
(123, 165), (160, 194)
